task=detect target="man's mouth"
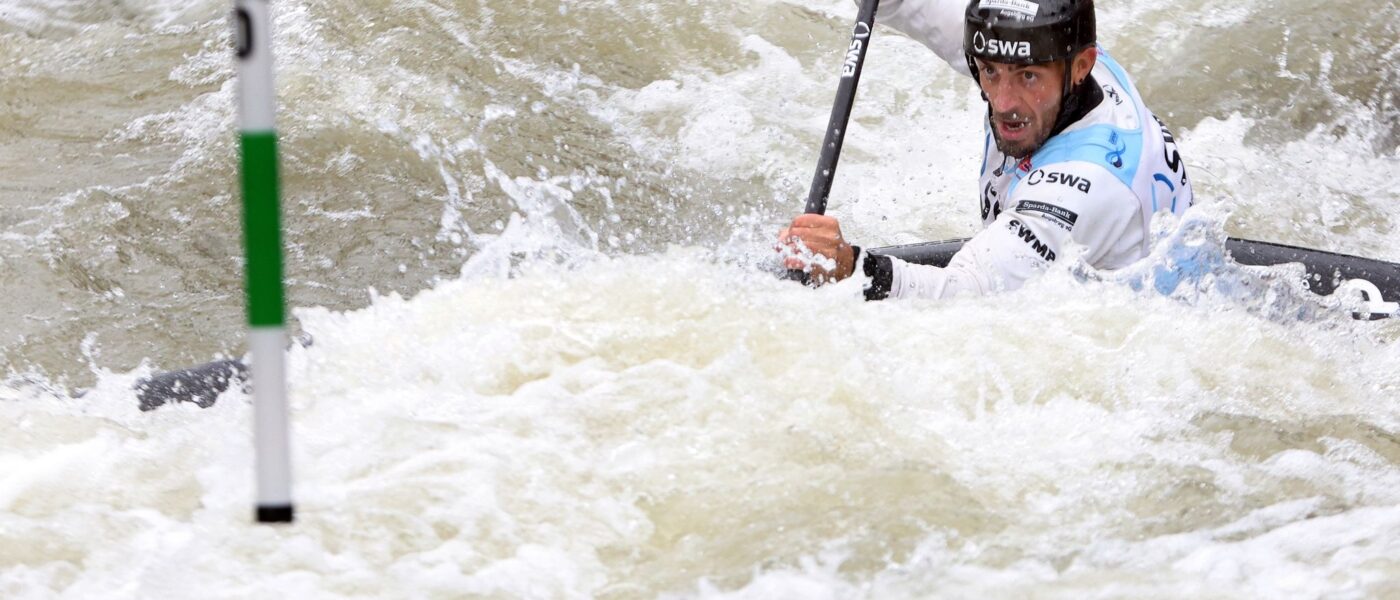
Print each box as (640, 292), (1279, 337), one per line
(996, 117), (1031, 140)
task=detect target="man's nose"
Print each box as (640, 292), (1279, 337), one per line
(984, 81), (1019, 114)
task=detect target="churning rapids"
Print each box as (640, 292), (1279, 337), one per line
(2, 0), (1399, 598)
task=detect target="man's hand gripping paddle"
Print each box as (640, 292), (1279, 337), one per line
(785, 0), (880, 282)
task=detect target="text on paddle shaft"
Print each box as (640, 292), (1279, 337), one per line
(842, 22), (872, 78)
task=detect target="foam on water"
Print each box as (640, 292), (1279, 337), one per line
(3, 0), (1399, 597)
(1186, 115), (1400, 262)
(4, 224), (1399, 597)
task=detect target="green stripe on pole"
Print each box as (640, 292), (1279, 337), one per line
(240, 131), (285, 327)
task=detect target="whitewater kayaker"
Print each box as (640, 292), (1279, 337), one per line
(779, 0), (1193, 299)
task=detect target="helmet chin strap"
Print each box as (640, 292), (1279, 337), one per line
(965, 55), (987, 101)
(1048, 57), (1082, 138)
(1049, 48), (1104, 138)
(966, 55), (996, 138)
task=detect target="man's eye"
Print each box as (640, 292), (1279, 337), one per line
(1022, 71), (1037, 82)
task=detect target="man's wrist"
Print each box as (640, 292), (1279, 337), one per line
(841, 244), (860, 280)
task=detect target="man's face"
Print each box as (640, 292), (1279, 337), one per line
(974, 58), (1066, 158)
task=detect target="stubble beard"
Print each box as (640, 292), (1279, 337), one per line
(991, 99), (1060, 159)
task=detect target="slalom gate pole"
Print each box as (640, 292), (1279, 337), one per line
(234, 0), (294, 524)
(788, 0), (879, 281)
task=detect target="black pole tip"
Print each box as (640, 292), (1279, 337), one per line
(257, 505), (295, 523)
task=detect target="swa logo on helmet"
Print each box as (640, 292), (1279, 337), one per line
(972, 31), (1031, 58)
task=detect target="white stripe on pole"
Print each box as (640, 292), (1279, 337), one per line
(250, 328), (292, 507)
(236, 0), (276, 132)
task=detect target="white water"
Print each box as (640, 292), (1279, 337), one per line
(3, 0), (1399, 597)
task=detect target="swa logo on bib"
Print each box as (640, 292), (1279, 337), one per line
(1027, 169), (1092, 193)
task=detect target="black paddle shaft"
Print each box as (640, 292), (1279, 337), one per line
(804, 0), (880, 216)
